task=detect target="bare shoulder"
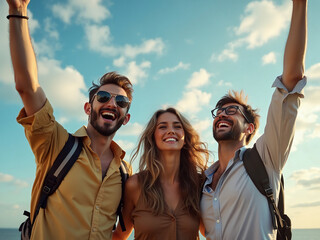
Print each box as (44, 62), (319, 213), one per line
(124, 173), (141, 206)
(125, 173), (140, 192)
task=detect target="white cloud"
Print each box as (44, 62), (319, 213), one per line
(0, 173), (28, 188)
(118, 122), (145, 136)
(33, 39), (57, 58)
(113, 57), (126, 67)
(28, 11), (40, 35)
(212, 45), (239, 62)
(217, 80), (233, 87)
(187, 69), (211, 89)
(158, 62), (190, 74)
(37, 57), (88, 122)
(235, 0), (291, 48)
(293, 86), (320, 150)
(306, 63), (320, 81)
(52, 0), (111, 24)
(192, 119), (212, 134)
(115, 140), (136, 153)
(176, 89), (211, 115)
(52, 4), (75, 24)
(85, 24), (165, 60)
(123, 38), (165, 59)
(44, 18), (59, 40)
(124, 61), (151, 85)
(213, 0), (291, 62)
(85, 24), (117, 56)
(262, 51), (276, 65)
(290, 168), (320, 188)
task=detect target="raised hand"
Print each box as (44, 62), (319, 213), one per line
(6, 0), (30, 15)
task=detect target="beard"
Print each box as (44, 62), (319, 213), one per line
(213, 121), (242, 142)
(90, 108), (126, 137)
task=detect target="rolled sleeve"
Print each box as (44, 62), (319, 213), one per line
(16, 100), (68, 165)
(272, 75), (306, 97)
(256, 75), (307, 171)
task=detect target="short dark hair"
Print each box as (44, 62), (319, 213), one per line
(88, 71), (133, 109)
(215, 90), (260, 144)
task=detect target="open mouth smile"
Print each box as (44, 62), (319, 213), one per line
(164, 137), (178, 142)
(100, 109), (118, 121)
(215, 119), (233, 129)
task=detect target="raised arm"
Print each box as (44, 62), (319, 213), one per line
(282, 0), (307, 91)
(7, 0), (46, 116)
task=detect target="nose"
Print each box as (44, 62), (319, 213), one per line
(167, 127), (175, 135)
(218, 109), (229, 118)
(106, 95), (117, 108)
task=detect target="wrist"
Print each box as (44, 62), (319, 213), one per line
(8, 6), (28, 17)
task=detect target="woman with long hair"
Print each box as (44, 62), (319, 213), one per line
(112, 107), (209, 240)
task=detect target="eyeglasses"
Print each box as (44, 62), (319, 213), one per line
(93, 91), (130, 108)
(211, 105), (250, 123)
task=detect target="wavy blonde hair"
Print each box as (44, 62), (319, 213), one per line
(131, 108), (209, 216)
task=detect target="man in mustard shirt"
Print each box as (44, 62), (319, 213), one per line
(6, 0), (133, 239)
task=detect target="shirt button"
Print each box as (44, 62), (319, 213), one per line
(214, 198), (217, 201)
(95, 205), (100, 210)
(216, 219), (220, 223)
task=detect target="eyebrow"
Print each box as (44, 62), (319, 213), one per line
(157, 121), (182, 126)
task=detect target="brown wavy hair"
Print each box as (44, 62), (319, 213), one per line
(131, 107), (209, 216)
(88, 71), (133, 110)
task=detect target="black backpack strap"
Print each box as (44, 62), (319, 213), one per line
(32, 134), (83, 225)
(277, 176), (292, 240)
(114, 160), (129, 232)
(242, 144), (283, 230)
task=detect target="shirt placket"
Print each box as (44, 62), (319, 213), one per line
(210, 154), (241, 240)
(89, 155), (104, 238)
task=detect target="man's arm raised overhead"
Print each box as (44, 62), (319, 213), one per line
(7, 0), (46, 116)
(282, 0), (307, 91)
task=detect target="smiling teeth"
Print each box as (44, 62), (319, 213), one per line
(101, 112), (115, 120)
(218, 122), (230, 128)
(165, 138), (177, 142)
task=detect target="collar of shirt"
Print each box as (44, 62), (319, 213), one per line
(203, 146), (248, 191)
(73, 126), (126, 165)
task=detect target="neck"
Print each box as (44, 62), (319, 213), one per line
(159, 151), (180, 184)
(217, 140), (245, 172)
(86, 124), (114, 157)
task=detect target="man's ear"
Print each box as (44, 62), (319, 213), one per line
(246, 123), (255, 135)
(84, 102), (91, 116)
(122, 113), (130, 125)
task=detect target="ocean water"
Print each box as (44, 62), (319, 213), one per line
(0, 228), (319, 240)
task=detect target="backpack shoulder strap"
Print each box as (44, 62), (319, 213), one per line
(32, 134), (83, 224)
(115, 160), (130, 232)
(242, 144), (283, 230)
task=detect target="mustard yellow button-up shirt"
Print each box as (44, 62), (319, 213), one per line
(17, 100), (126, 240)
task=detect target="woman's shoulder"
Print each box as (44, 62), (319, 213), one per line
(125, 173), (143, 205)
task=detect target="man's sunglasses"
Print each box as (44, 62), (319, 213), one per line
(93, 91), (130, 108)
(211, 105), (250, 123)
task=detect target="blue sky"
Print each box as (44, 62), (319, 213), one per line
(0, 0), (319, 229)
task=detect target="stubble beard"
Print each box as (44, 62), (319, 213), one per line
(213, 122), (242, 142)
(90, 108), (126, 137)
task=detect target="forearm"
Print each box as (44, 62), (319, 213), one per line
(282, 0), (307, 91)
(8, 5), (46, 115)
